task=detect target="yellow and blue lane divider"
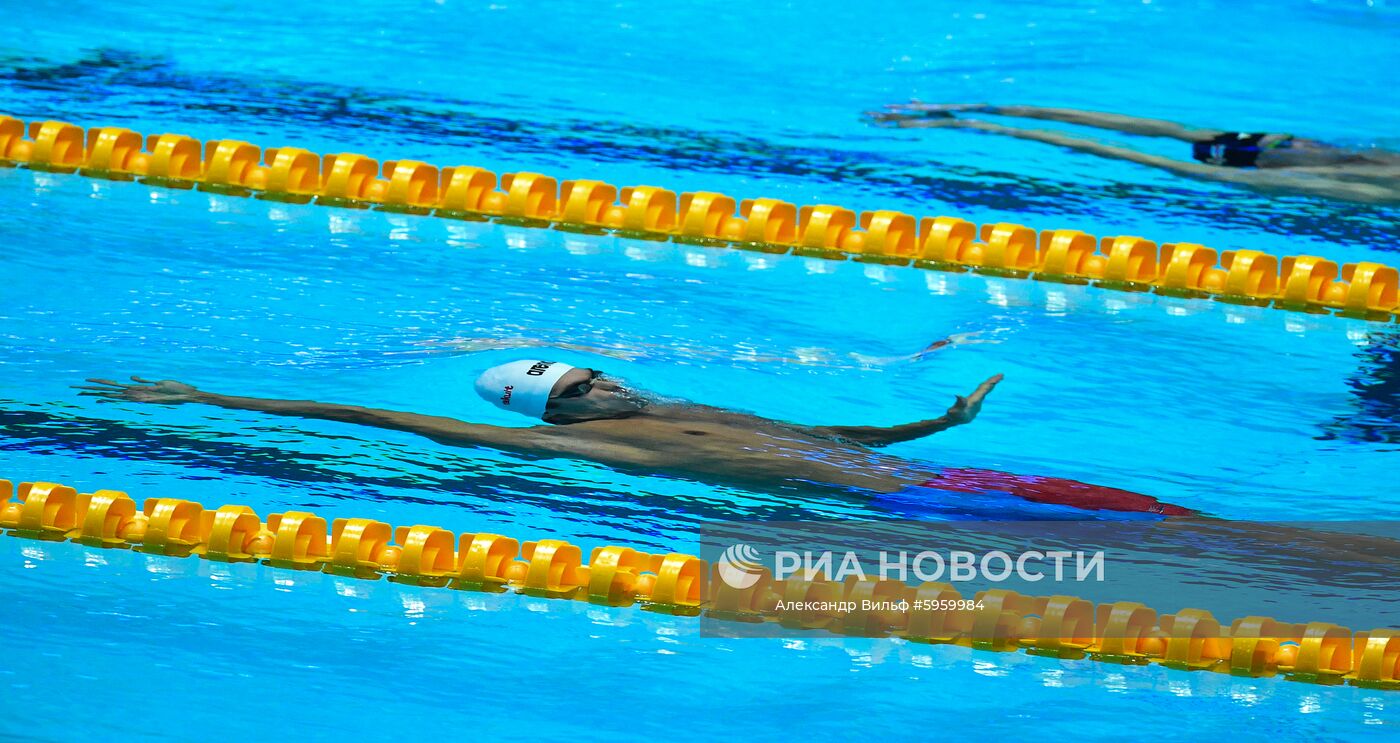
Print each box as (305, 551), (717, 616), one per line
(2, 115), (1398, 323)
(3, 477), (1398, 689)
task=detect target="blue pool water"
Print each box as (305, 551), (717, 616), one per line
(2, 0), (1399, 739)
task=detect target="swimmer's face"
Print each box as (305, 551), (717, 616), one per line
(543, 367), (648, 423)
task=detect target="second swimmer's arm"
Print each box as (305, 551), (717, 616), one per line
(883, 103), (1220, 141)
(978, 104), (1220, 142)
(898, 119), (1234, 176)
(889, 119), (1400, 205)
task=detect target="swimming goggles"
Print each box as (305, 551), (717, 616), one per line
(552, 371), (600, 400)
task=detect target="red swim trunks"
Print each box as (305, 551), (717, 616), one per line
(928, 468), (1197, 517)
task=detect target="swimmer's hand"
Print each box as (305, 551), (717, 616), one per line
(863, 111), (981, 129)
(945, 374), (1003, 425)
(865, 102), (996, 127)
(74, 376), (203, 405)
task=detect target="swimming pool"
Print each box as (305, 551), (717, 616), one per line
(3, 0), (1399, 739)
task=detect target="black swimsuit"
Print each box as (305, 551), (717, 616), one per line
(1191, 132), (1276, 168)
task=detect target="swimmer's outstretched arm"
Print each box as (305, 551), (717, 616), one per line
(882, 102), (1222, 142)
(74, 377), (548, 452)
(878, 116), (1234, 176)
(872, 117), (1400, 204)
(807, 374), (1002, 447)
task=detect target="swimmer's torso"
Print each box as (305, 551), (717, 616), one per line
(526, 404), (927, 494)
(1256, 138), (1400, 174)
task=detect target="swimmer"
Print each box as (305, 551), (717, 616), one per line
(75, 362), (1195, 519)
(867, 102), (1400, 205)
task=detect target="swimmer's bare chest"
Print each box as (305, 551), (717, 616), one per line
(528, 410), (918, 492)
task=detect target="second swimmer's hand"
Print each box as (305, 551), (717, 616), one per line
(74, 376), (205, 405)
(945, 374), (1003, 425)
(863, 111), (984, 129)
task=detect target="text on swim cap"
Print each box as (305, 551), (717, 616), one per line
(525, 362), (554, 376)
(501, 385), (514, 406)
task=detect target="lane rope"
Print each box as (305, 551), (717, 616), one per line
(3, 478), (1397, 689)
(2, 115), (1397, 323)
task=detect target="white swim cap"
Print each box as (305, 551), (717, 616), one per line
(474, 360), (577, 419)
